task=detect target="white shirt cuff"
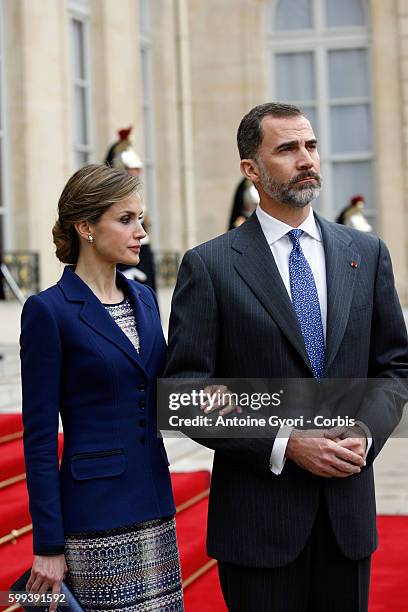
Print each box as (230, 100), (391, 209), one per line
(270, 425), (294, 475)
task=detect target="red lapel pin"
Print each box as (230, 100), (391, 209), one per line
(350, 261), (358, 268)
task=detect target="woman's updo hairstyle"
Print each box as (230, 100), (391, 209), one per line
(52, 163), (141, 264)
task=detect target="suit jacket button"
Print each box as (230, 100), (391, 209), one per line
(139, 399), (146, 408)
(139, 418), (146, 427)
(140, 435), (147, 445)
(138, 383), (146, 392)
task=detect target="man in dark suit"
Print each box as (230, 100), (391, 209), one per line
(164, 102), (408, 611)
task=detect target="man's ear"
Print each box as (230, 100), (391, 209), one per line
(240, 158), (260, 183)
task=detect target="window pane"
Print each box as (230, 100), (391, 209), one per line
(330, 105), (371, 153)
(74, 86), (88, 145)
(276, 53), (316, 102)
(329, 49), (369, 99)
(332, 161), (374, 217)
(302, 106), (318, 136)
(275, 0), (313, 31)
(325, 0), (366, 27)
(71, 19), (85, 80)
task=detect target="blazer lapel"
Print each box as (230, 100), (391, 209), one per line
(58, 266), (146, 373)
(316, 215), (361, 373)
(124, 278), (156, 366)
(232, 214), (313, 374)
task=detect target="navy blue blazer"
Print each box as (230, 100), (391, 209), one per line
(20, 266), (174, 555)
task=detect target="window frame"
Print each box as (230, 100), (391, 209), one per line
(138, 0), (159, 246)
(267, 0), (375, 221)
(67, 0), (94, 170)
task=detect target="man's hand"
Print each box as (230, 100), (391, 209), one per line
(201, 385), (243, 416)
(324, 425), (367, 461)
(26, 554), (67, 612)
(285, 429), (365, 478)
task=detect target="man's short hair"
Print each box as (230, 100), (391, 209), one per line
(237, 102), (302, 160)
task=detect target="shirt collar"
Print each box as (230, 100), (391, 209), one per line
(255, 205), (321, 245)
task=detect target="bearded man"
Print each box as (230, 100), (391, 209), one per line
(164, 103), (408, 611)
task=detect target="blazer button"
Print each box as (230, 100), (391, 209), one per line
(139, 399), (146, 408)
(139, 418), (146, 427)
(140, 435), (147, 445)
(138, 383), (146, 392)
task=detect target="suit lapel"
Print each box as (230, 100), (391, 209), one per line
(316, 215), (361, 373)
(232, 214), (313, 374)
(232, 213), (361, 376)
(58, 266), (148, 374)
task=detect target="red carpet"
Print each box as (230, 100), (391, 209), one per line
(176, 498), (210, 580)
(0, 439), (26, 482)
(182, 516), (408, 611)
(0, 534), (33, 594)
(369, 516), (408, 611)
(0, 414), (22, 440)
(184, 566), (226, 611)
(0, 414), (407, 611)
(173, 470), (210, 508)
(0, 481), (30, 536)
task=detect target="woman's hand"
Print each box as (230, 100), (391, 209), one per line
(201, 385), (243, 416)
(26, 554), (68, 612)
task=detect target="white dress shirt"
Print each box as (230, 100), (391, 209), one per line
(254, 205), (371, 474)
(256, 205), (327, 339)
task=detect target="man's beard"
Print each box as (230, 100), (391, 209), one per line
(257, 160), (322, 208)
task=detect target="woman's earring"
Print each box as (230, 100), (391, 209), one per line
(87, 234), (94, 244)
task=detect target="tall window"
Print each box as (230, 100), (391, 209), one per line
(68, 1), (94, 169)
(139, 0), (158, 244)
(0, 0), (10, 250)
(268, 0), (374, 223)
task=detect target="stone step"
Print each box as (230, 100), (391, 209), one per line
(0, 344), (20, 381)
(0, 345), (21, 413)
(165, 435), (214, 471)
(0, 300), (22, 345)
(0, 378), (22, 412)
(169, 444), (214, 472)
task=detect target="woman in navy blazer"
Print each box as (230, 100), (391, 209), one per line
(20, 164), (183, 611)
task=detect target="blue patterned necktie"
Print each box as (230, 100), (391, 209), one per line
(288, 229), (325, 378)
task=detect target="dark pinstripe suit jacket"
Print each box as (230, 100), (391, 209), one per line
(164, 212), (408, 567)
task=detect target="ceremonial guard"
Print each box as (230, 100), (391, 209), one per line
(336, 194), (372, 233)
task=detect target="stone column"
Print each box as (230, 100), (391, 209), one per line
(187, 0), (267, 244)
(5, 0), (71, 289)
(371, 0), (408, 302)
(91, 0), (142, 163)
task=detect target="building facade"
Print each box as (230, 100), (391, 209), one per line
(0, 0), (407, 302)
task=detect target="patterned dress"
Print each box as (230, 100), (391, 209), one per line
(64, 297), (184, 611)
